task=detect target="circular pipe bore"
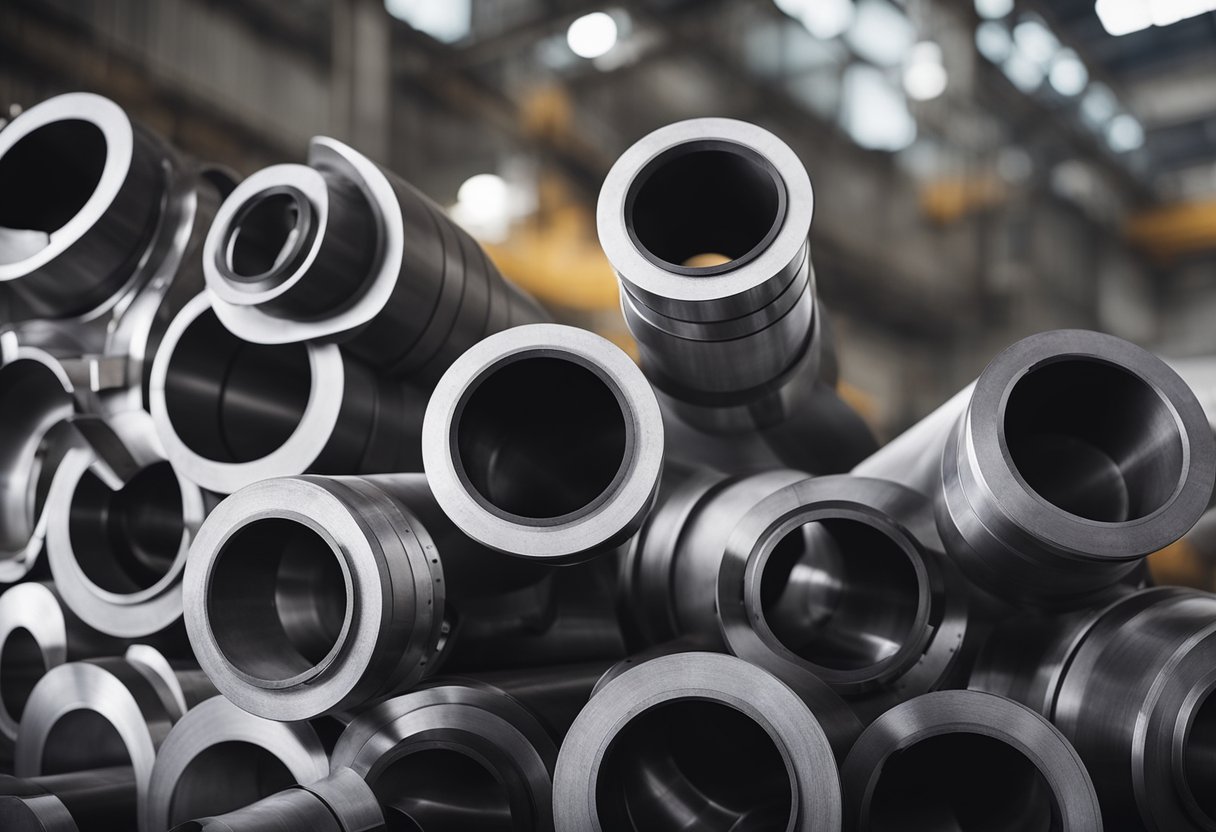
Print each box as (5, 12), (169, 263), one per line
(143, 696), (328, 832)
(553, 652), (841, 832)
(331, 684), (558, 832)
(841, 690), (1101, 832)
(423, 324), (663, 563)
(184, 476), (443, 721)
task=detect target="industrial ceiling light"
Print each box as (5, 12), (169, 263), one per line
(975, 21), (1014, 63)
(567, 11), (619, 59)
(1049, 48), (1089, 96)
(903, 42), (948, 101)
(975, 0), (1014, 19)
(1095, 0), (1216, 36)
(1107, 113), (1146, 152)
(775, 0), (856, 40)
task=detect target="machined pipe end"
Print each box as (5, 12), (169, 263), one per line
(143, 695), (329, 832)
(554, 651), (841, 831)
(0, 584), (73, 744)
(183, 476), (444, 721)
(423, 323), (664, 563)
(331, 683), (558, 831)
(842, 690), (1101, 832)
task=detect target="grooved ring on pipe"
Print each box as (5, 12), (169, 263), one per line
(553, 651), (841, 831)
(142, 695), (329, 832)
(422, 323), (663, 563)
(331, 684), (558, 831)
(841, 690), (1102, 832)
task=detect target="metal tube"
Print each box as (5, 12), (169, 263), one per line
(149, 293), (424, 494)
(422, 323), (664, 563)
(855, 329), (1216, 608)
(143, 695), (330, 832)
(597, 117), (876, 474)
(202, 137), (548, 383)
(553, 651), (842, 831)
(841, 690), (1101, 832)
(330, 682), (559, 832)
(0, 767), (136, 832)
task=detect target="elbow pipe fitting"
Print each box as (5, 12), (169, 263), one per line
(554, 651), (842, 831)
(841, 690), (1101, 832)
(143, 695), (329, 832)
(167, 767), (384, 832)
(423, 324), (664, 564)
(330, 683), (558, 832)
(0, 767), (135, 832)
(45, 410), (219, 638)
(855, 329), (1215, 608)
(202, 136), (547, 383)
(150, 293), (423, 494)
(597, 118), (875, 473)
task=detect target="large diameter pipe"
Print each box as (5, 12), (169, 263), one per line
(150, 293), (424, 494)
(143, 695), (330, 832)
(597, 117), (876, 474)
(554, 651), (842, 831)
(855, 329), (1215, 608)
(202, 136), (547, 383)
(331, 682), (559, 832)
(974, 587), (1216, 831)
(422, 324), (664, 563)
(184, 474), (623, 721)
(0, 767), (136, 832)
(841, 690), (1101, 832)
(46, 410), (219, 638)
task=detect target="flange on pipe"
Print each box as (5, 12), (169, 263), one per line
(202, 136), (547, 383)
(331, 682), (558, 831)
(423, 323), (664, 564)
(553, 651), (843, 832)
(855, 329), (1215, 608)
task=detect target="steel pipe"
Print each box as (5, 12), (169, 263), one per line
(143, 695), (329, 832)
(841, 690), (1101, 831)
(973, 587), (1216, 831)
(202, 136), (547, 383)
(330, 682), (559, 832)
(184, 473), (625, 721)
(423, 323), (664, 563)
(855, 329), (1215, 608)
(45, 410), (219, 638)
(597, 117), (875, 473)
(167, 767), (383, 832)
(0, 767), (136, 832)
(553, 651), (843, 832)
(0, 583), (126, 745)
(150, 293), (424, 494)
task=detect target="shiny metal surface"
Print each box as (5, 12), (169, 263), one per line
(331, 682), (558, 832)
(149, 293), (424, 494)
(553, 651), (842, 831)
(597, 117), (875, 473)
(143, 695), (329, 832)
(203, 137), (548, 383)
(841, 690), (1101, 831)
(423, 323), (664, 563)
(0, 767), (134, 832)
(856, 329), (1216, 608)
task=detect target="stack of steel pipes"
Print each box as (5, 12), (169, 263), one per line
(0, 92), (1213, 832)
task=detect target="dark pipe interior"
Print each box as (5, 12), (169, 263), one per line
(1185, 687), (1216, 824)
(596, 699), (793, 831)
(457, 357), (627, 521)
(377, 748), (515, 832)
(0, 628), (46, 724)
(627, 144), (783, 272)
(69, 462), (184, 593)
(167, 741), (295, 827)
(0, 120), (106, 236)
(761, 518), (921, 672)
(41, 709), (131, 775)
(208, 518), (347, 683)
(1004, 358), (1185, 523)
(868, 732), (1058, 832)
(225, 191), (303, 280)
(163, 308), (311, 463)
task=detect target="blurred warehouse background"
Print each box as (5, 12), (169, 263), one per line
(2, 0), (1215, 441)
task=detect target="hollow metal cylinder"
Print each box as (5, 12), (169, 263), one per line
(143, 695), (329, 832)
(0, 583), (127, 745)
(597, 117), (875, 473)
(855, 329), (1216, 608)
(166, 767), (384, 832)
(974, 587), (1216, 831)
(0, 767), (135, 832)
(331, 682), (558, 832)
(45, 410), (219, 639)
(202, 136), (548, 383)
(150, 293), (424, 494)
(841, 690), (1101, 832)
